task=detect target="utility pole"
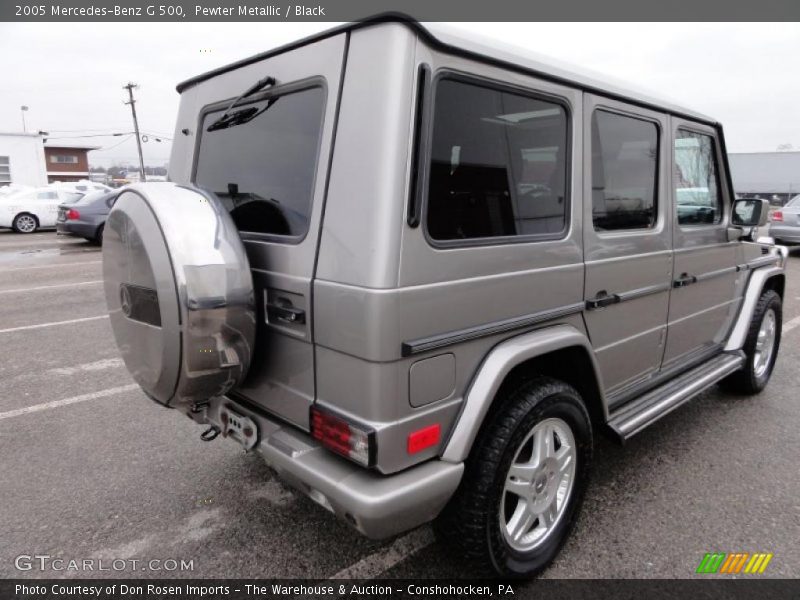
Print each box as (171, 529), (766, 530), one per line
(20, 106), (28, 132)
(123, 83), (146, 183)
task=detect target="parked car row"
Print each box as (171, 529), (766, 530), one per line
(0, 180), (113, 238)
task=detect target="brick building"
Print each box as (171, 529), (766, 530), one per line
(44, 142), (99, 183)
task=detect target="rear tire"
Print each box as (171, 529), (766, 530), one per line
(12, 213), (38, 233)
(434, 377), (592, 578)
(721, 289), (782, 395)
(93, 224), (104, 246)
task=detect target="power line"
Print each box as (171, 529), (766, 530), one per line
(98, 135), (134, 151)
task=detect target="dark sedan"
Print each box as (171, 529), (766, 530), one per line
(56, 190), (118, 245)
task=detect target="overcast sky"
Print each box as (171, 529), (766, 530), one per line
(1, 22), (798, 167)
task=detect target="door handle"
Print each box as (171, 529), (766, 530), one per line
(586, 291), (620, 310)
(266, 301), (306, 324)
(673, 273), (697, 288)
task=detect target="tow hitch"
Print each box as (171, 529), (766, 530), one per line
(200, 426), (220, 442)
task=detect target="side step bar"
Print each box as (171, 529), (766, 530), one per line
(608, 351), (745, 441)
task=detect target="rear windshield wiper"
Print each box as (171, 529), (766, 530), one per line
(207, 75), (277, 132)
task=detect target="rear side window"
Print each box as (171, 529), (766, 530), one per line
(591, 110), (659, 231)
(674, 130), (721, 225)
(426, 78), (569, 242)
(194, 86), (325, 239)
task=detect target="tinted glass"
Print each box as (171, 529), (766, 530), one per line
(786, 194), (800, 208)
(426, 79), (568, 241)
(674, 130), (721, 225)
(195, 87), (325, 238)
(591, 110), (658, 231)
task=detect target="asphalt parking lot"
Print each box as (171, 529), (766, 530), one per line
(1, 229), (799, 582)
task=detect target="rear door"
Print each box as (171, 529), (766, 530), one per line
(663, 120), (741, 368)
(184, 34), (347, 429)
(582, 96), (672, 400)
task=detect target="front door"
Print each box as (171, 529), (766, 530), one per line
(582, 96), (673, 401)
(663, 119), (742, 367)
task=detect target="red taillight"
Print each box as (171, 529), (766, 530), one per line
(311, 407), (372, 467)
(407, 424), (441, 454)
(772, 211), (783, 222)
(66, 208), (80, 220)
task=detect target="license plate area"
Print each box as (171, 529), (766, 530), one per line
(220, 405), (258, 450)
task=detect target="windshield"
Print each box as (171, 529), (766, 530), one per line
(787, 194), (800, 208)
(194, 86), (325, 239)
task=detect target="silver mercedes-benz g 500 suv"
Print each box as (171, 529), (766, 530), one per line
(102, 17), (787, 577)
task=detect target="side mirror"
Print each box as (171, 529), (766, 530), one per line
(732, 198), (770, 228)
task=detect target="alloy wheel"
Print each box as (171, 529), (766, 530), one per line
(500, 417), (577, 553)
(754, 308), (777, 378)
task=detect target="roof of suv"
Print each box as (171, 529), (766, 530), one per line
(176, 14), (717, 126)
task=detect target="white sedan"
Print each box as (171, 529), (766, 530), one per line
(0, 187), (84, 233)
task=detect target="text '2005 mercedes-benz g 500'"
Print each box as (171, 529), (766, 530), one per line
(102, 18), (787, 577)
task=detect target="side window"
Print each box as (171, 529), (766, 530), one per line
(674, 130), (721, 225)
(37, 191), (58, 200)
(426, 78), (569, 242)
(591, 110), (658, 231)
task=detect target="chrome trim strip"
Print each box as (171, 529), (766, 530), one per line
(401, 302), (585, 357)
(741, 256), (779, 271)
(692, 265), (739, 283)
(615, 282), (672, 302)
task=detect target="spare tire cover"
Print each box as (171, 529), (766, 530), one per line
(103, 182), (256, 408)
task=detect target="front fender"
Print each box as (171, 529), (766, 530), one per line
(440, 324), (603, 463)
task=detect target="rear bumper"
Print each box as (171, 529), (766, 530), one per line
(203, 396), (463, 539)
(768, 224), (800, 244)
(57, 221), (96, 238)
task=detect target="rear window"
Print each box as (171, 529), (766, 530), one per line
(194, 86), (325, 240)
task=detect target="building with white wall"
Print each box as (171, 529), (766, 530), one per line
(0, 132), (48, 188)
(729, 151), (800, 206)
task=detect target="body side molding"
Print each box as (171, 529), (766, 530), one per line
(440, 325), (604, 463)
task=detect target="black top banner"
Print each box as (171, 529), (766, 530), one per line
(4, 0), (800, 21)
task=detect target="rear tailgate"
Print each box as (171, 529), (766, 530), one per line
(169, 33), (348, 430)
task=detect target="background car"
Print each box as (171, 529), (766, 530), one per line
(54, 179), (112, 195)
(56, 189), (118, 244)
(0, 183), (33, 198)
(0, 186), (84, 233)
(769, 194), (800, 245)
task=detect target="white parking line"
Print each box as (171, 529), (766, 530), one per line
(48, 358), (124, 376)
(329, 528), (435, 579)
(0, 280), (102, 294)
(0, 239), (83, 248)
(0, 384), (138, 421)
(0, 314), (108, 334)
(783, 314), (800, 334)
(0, 260), (101, 272)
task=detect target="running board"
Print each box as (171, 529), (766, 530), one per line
(608, 351), (745, 441)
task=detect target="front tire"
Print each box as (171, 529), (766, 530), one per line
(722, 289), (782, 394)
(435, 377), (592, 578)
(12, 213), (38, 233)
